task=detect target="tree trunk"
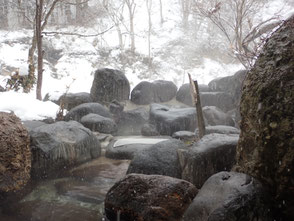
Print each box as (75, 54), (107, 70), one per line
(36, 0), (43, 100)
(159, 0), (164, 24)
(188, 73), (205, 139)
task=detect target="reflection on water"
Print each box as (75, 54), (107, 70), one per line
(0, 157), (130, 221)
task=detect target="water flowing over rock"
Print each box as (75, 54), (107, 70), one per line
(182, 172), (272, 221)
(131, 80), (177, 105)
(149, 103), (197, 136)
(64, 102), (111, 122)
(90, 68), (130, 103)
(104, 174), (198, 221)
(127, 139), (185, 178)
(0, 112), (31, 193)
(29, 121), (101, 178)
(234, 16), (294, 220)
(178, 133), (239, 188)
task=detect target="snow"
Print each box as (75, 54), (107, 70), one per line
(0, 91), (59, 121)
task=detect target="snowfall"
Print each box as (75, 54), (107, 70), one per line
(0, 0), (293, 121)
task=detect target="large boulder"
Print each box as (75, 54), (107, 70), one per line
(178, 133), (239, 188)
(127, 139), (185, 178)
(195, 125), (240, 136)
(64, 102), (111, 122)
(200, 92), (235, 112)
(234, 16), (294, 220)
(116, 107), (149, 135)
(58, 92), (93, 110)
(182, 172), (272, 221)
(90, 68), (130, 103)
(105, 174), (198, 221)
(22, 120), (47, 132)
(176, 83), (210, 106)
(80, 113), (117, 134)
(149, 103), (197, 136)
(202, 106), (235, 126)
(29, 121), (101, 178)
(131, 80), (177, 105)
(208, 69), (247, 106)
(141, 123), (160, 136)
(0, 112), (31, 193)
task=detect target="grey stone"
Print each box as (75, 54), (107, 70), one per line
(80, 113), (117, 134)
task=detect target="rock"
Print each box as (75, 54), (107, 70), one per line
(141, 123), (160, 136)
(22, 120), (47, 132)
(172, 131), (196, 142)
(131, 80), (177, 105)
(227, 108), (241, 128)
(29, 121), (101, 178)
(179, 133), (239, 188)
(208, 69), (247, 106)
(105, 174), (198, 221)
(90, 68), (130, 103)
(127, 139), (185, 178)
(202, 106), (235, 126)
(80, 113), (117, 134)
(149, 103), (197, 136)
(234, 16), (294, 220)
(0, 112), (31, 192)
(200, 92), (235, 112)
(182, 171), (272, 221)
(64, 102), (111, 122)
(176, 83), (210, 106)
(58, 92), (93, 111)
(195, 125), (240, 136)
(116, 107), (149, 135)
(109, 100), (124, 115)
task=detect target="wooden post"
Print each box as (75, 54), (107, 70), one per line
(188, 73), (206, 139)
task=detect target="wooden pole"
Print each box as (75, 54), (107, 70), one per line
(188, 73), (206, 139)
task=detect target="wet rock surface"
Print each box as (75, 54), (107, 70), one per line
(90, 68), (130, 103)
(0, 112), (31, 193)
(182, 171), (272, 221)
(29, 121), (101, 178)
(149, 103), (197, 136)
(131, 80), (177, 105)
(81, 113), (117, 134)
(179, 133), (239, 188)
(64, 102), (111, 122)
(127, 139), (185, 178)
(234, 16), (294, 220)
(105, 173), (198, 221)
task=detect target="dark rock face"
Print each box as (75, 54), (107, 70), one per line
(116, 107), (149, 135)
(109, 100), (124, 115)
(0, 112), (31, 192)
(29, 121), (101, 178)
(234, 16), (294, 220)
(59, 92), (93, 110)
(176, 83), (210, 106)
(178, 133), (239, 188)
(105, 174), (198, 221)
(127, 139), (185, 178)
(195, 125), (240, 136)
(64, 102), (111, 122)
(200, 92), (235, 112)
(141, 123), (160, 136)
(80, 113), (117, 134)
(202, 106), (235, 126)
(90, 68), (130, 103)
(131, 80), (177, 105)
(208, 69), (247, 106)
(182, 172), (272, 221)
(149, 103), (197, 136)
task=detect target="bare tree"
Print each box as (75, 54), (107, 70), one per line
(146, 0), (152, 67)
(194, 0), (282, 68)
(124, 0), (136, 53)
(179, 0), (192, 29)
(159, 0), (164, 24)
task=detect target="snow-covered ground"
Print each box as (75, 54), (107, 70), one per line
(0, 0), (292, 121)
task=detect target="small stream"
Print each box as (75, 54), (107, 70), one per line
(0, 156), (130, 221)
